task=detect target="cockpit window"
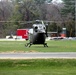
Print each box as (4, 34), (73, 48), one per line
(39, 25), (42, 28)
(34, 20), (42, 24)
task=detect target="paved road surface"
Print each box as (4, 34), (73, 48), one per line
(0, 52), (76, 59)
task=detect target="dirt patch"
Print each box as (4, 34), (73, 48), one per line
(29, 50), (38, 52)
(0, 50), (39, 54)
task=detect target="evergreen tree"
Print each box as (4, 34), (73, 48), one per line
(62, 0), (75, 20)
(61, 0), (75, 37)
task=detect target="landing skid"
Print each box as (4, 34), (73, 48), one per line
(44, 43), (48, 47)
(25, 42), (32, 47)
(25, 42), (48, 47)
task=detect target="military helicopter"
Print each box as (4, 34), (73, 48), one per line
(25, 20), (48, 47)
(0, 20), (50, 47)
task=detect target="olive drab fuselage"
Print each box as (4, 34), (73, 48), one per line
(25, 20), (48, 47)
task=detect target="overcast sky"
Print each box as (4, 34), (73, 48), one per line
(0, 0), (62, 3)
(52, 0), (62, 3)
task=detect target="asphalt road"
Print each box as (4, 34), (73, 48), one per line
(0, 52), (76, 59)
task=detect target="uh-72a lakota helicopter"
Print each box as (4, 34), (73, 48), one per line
(0, 20), (50, 47)
(24, 20), (49, 47)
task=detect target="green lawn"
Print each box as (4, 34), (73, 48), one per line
(0, 41), (76, 75)
(0, 59), (76, 75)
(0, 40), (76, 52)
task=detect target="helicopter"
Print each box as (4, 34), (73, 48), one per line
(25, 20), (48, 47)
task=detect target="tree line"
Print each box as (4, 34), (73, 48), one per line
(0, 0), (75, 37)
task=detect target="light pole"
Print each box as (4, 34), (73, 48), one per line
(75, 0), (76, 37)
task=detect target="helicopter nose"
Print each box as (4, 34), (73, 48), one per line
(39, 29), (45, 33)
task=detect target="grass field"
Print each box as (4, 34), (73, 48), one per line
(0, 59), (76, 75)
(0, 40), (76, 52)
(0, 41), (76, 75)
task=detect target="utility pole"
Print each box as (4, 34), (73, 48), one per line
(75, 0), (76, 37)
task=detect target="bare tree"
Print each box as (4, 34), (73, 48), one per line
(0, 1), (13, 37)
